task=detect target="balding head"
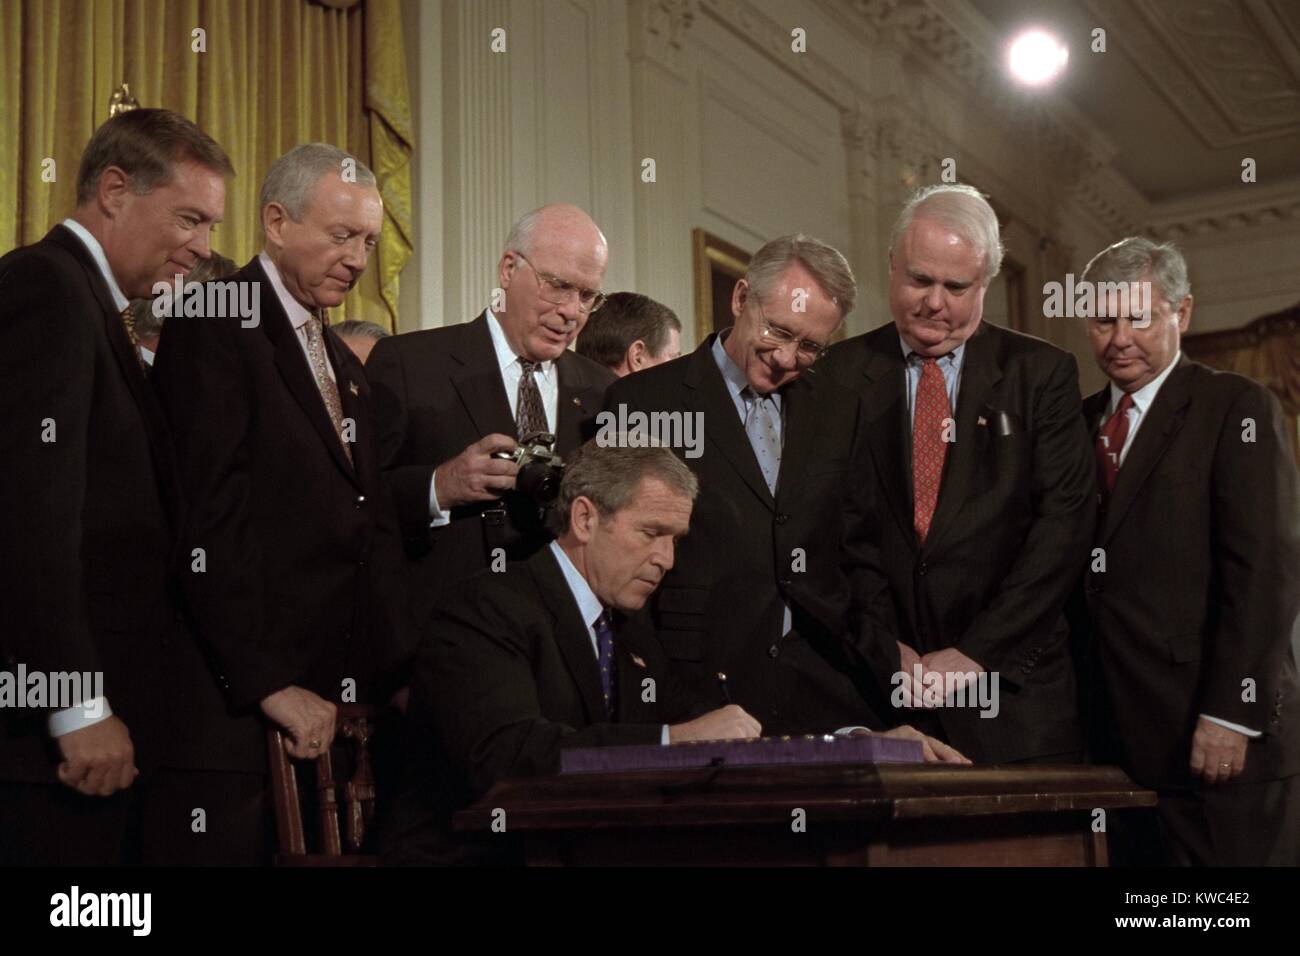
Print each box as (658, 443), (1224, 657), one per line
(496, 203), (609, 362)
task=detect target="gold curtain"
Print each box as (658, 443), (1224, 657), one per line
(0, 0), (413, 330)
(1183, 304), (1300, 466)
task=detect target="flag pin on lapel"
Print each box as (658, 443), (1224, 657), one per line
(348, 381), (360, 396)
(630, 653), (647, 669)
(977, 415), (987, 426)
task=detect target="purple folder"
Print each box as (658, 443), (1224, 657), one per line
(560, 733), (924, 774)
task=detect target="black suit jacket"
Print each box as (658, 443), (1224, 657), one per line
(366, 314), (614, 624)
(152, 256), (413, 773)
(0, 224), (183, 782)
(380, 547), (695, 863)
(603, 337), (901, 736)
(820, 322), (1095, 762)
(1077, 357), (1300, 789)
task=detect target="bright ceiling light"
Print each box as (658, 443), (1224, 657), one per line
(1008, 29), (1068, 86)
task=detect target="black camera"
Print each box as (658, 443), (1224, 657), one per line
(492, 431), (565, 504)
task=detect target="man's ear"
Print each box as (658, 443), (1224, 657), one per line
(626, 340), (649, 371)
(570, 495), (598, 543)
(1175, 294), (1194, 334)
(497, 251), (518, 297)
(263, 202), (289, 248)
(730, 279), (749, 324)
(97, 166), (132, 216)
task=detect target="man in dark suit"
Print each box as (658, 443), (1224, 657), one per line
(605, 234), (968, 753)
(382, 443), (762, 864)
(820, 185), (1095, 764)
(0, 108), (232, 864)
(151, 143), (413, 864)
(367, 203), (615, 625)
(1075, 237), (1300, 865)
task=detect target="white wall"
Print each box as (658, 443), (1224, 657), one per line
(397, 0), (1300, 392)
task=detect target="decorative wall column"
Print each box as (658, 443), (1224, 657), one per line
(441, 0), (515, 324)
(628, 0), (699, 339)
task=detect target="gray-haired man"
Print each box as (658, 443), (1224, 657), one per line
(152, 143), (413, 863)
(1075, 237), (1300, 865)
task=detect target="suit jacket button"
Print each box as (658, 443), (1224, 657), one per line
(918, 562), (928, 576)
(768, 644), (780, 659)
(775, 513), (788, 524)
(356, 495), (366, 508)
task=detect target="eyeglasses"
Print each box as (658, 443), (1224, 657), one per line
(751, 295), (828, 365)
(513, 252), (607, 314)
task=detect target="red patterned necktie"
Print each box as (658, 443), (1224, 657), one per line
(912, 357), (951, 544)
(1095, 392), (1135, 496)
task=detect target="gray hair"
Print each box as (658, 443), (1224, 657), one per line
(1080, 236), (1191, 306)
(745, 234), (857, 319)
(334, 319), (391, 341)
(890, 184), (1004, 286)
(503, 207), (543, 257)
(259, 143), (376, 221)
(553, 441), (699, 536)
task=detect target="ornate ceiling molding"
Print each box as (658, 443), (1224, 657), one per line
(1085, 0), (1300, 148)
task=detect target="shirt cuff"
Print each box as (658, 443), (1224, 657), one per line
(428, 471), (451, 528)
(834, 726), (873, 736)
(1201, 714), (1262, 738)
(661, 725), (670, 745)
(48, 697), (113, 737)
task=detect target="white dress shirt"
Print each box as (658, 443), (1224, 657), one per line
(258, 251), (336, 385)
(428, 308), (558, 525)
(1105, 352), (1259, 739)
(49, 220), (127, 736)
(548, 542), (670, 745)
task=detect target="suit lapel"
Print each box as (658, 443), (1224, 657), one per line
(1100, 359), (1194, 544)
(924, 325), (1001, 554)
(555, 352), (598, 450)
(325, 328), (372, 490)
(449, 314), (517, 439)
(530, 548), (608, 723)
(855, 333), (916, 548)
(46, 226), (182, 527)
(684, 337), (774, 510)
(253, 259), (359, 486)
(612, 609), (660, 721)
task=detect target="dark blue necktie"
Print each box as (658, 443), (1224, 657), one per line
(594, 610), (618, 719)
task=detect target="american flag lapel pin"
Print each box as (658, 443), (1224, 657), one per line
(977, 415), (988, 426)
(348, 381), (360, 396)
(630, 653), (647, 669)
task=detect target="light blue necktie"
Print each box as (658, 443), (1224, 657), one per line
(742, 387), (781, 494)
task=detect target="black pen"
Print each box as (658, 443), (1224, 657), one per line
(716, 672), (732, 705)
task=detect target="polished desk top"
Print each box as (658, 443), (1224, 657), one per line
(454, 763), (1157, 832)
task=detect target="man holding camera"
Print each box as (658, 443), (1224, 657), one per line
(368, 203), (616, 625)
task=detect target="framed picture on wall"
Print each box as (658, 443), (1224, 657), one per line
(692, 228), (751, 343)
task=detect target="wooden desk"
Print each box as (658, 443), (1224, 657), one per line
(454, 764), (1156, 866)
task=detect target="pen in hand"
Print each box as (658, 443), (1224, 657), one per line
(716, 672), (732, 706)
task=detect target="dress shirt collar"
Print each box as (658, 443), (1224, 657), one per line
(61, 218), (130, 313)
(548, 540), (606, 633)
(258, 251), (320, 331)
(712, 329), (781, 406)
(486, 308), (555, 377)
(899, 331), (966, 371)
(1108, 351), (1182, 418)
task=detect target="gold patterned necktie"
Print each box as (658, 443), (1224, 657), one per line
(303, 311), (353, 465)
(120, 305), (149, 375)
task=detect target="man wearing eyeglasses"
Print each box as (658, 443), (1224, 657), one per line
(603, 235), (932, 740)
(367, 204), (616, 622)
